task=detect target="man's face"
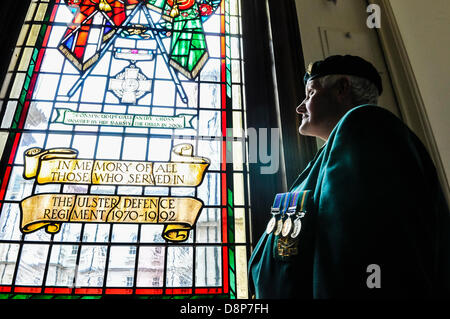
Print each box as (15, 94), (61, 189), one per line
(296, 79), (339, 140)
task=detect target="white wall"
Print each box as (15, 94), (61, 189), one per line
(388, 0), (450, 191)
(294, 0), (400, 148)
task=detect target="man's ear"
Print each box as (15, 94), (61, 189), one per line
(334, 77), (352, 105)
(335, 76), (351, 95)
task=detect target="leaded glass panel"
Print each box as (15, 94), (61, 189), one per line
(0, 0), (249, 299)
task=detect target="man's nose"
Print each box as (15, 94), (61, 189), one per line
(296, 100), (306, 114)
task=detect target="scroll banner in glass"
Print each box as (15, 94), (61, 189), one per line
(20, 194), (203, 242)
(53, 109), (196, 129)
(23, 143), (209, 186)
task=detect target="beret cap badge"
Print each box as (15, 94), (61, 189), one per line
(306, 62), (313, 76)
(303, 55), (383, 95)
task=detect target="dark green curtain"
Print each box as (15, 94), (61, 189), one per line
(241, 0), (316, 246)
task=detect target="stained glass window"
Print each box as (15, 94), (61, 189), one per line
(0, 0), (249, 299)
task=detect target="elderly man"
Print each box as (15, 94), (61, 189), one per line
(248, 55), (450, 299)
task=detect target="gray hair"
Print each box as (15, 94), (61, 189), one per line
(317, 74), (379, 105)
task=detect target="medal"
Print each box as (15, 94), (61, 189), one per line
(275, 192), (291, 236)
(274, 218), (283, 236)
(266, 193), (285, 234)
(281, 216), (292, 237)
(290, 217), (302, 238)
(281, 192), (300, 237)
(265, 215), (277, 234)
(290, 190), (309, 238)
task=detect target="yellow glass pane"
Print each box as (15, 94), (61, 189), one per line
(1, 101), (18, 129)
(235, 245), (248, 299)
(230, 0), (239, 16)
(0, 73), (12, 99)
(230, 16), (239, 35)
(16, 25), (30, 47)
(9, 73), (26, 99)
(7, 48), (21, 73)
(18, 48), (34, 72)
(25, 2), (37, 22)
(233, 173), (244, 205)
(232, 141), (243, 171)
(232, 111), (242, 137)
(232, 85), (242, 109)
(231, 60), (241, 83)
(0, 132), (9, 165)
(34, 3), (49, 22)
(234, 208), (246, 243)
(26, 24), (42, 46)
(242, 84), (247, 111)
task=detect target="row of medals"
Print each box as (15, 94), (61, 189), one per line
(266, 207), (305, 238)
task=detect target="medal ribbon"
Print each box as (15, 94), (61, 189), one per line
(299, 190), (311, 212)
(272, 192), (287, 212)
(281, 192), (292, 217)
(288, 191), (300, 212)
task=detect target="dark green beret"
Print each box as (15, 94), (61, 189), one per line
(303, 55), (383, 95)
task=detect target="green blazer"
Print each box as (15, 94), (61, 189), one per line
(248, 105), (450, 299)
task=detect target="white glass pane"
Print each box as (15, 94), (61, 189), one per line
(0, 203), (22, 240)
(45, 133), (72, 148)
(4, 166), (34, 201)
(195, 246), (222, 287)
(166, 246), (193, 287)
(46, 245), (78, 286)
(139, 225), (166, 243)
(53, 223), (82, 242)
(0, 244), (20, 284)
(196, 208), (221, 244)
(33, 74), (60, 100)
(122, 137), (147, 160)
(152, 80), (175, 106)
(80, 76), (107, 103)
(206, 36), (221, 58)
(198, 139), (221, 171)
(15, 244), (49, 285)
(40, 49), (65, 73)
(35, 183), (61, 194)
(148, 138), (171, 161)
(200, 83), (221, 108)
(106, 246), (136, 287)
(72, 134), (98, 158)
(75, 245), (107, 287)
(117, 186), (142, 195)
(136, 246), (165, 287)
(111, 224), (138, 243)
(24, 101), (52, 129)
(82, 224), (110, 243)
(96, 135), (122, 159)
(90, 185), (116, 195)
(197, 173), (221, 206)
(198, 110), (221, 137)
(200, 58), (221, 82)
